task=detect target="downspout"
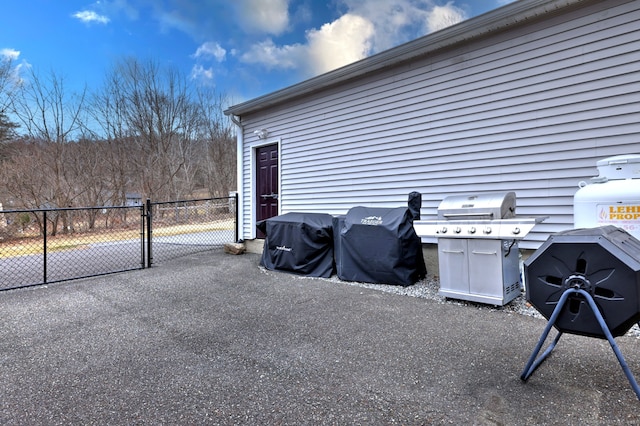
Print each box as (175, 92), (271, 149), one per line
(229, 114), (244, 242)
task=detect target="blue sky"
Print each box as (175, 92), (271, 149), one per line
(1, 0), (513, 107)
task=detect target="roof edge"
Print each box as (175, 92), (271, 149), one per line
(224, 0), (585, 117)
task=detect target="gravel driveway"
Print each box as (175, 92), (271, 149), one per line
(1, 251), (640, 424)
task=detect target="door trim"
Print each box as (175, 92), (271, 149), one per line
(251, 139), (281, 238)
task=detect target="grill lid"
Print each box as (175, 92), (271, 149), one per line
(437, 191), (516, 220)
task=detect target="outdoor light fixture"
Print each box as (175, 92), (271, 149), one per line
(254, 129), (269, 139)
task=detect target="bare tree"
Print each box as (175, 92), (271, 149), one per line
(69, 138), (113, 229)
(0, 55), (19, 142)
(0, 139), (55, 234)
(3, 55), (237, 229)
(9, 68), (88, 234)
(195, 87), (236, 197)
(88, 70), (137, 207)
(96, 58), (200, 201)
(11, 67), (86, 144)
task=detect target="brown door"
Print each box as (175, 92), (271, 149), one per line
(256, 144), (279, 238)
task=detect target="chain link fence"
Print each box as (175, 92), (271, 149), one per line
(0, 196), (237, 291)
(148, 197), (237, 266)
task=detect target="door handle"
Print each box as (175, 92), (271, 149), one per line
(261, 193), (279, 199)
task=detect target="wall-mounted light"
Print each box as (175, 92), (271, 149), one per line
(254, 129), (269, 139)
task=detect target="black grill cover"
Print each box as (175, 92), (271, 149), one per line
(257, 212), (334, 278)
(334, 206), (426, 286)
(408, 191), (422, 221)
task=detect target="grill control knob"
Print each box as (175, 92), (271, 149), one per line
(468, 227), (476, 234)
(440, 226), (448, 234)
(454, 227), (462, 234)
(512, 227), (521, 235)
(483, 227), (492, 235)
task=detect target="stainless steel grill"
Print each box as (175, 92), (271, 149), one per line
(414, 192), (546, 305)
(437, 191), (516, 220)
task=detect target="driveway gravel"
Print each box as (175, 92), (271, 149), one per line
(1, 251), (640, 425)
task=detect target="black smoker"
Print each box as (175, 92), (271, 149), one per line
(257, 212), (334, 278)
(258, 193), (425, 285)
(333, 192), (426, 286)
(521, 226), (640, 399)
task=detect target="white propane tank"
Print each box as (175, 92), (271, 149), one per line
(574, 154), (640, 240)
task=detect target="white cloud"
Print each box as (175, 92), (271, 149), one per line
(12, 61), (31, 82)
(191, 42), (227, 86)
(73, 10), (110, 24)
(81, 0), (139, 22)
(425, 3), (466, 33)
(1, 48), (20, 60)
(306, 14), (374, 75)
(1, 49), (30, 88)
(337, 0), (467, 51)
(157, 9), (196, 36)
(238, 0), (468, 79)
(191, 64), (215, 83)
(336, 0), (417, 52)
(193, 42), (227, 62)
(240, 39), (303, 70)
(239, 13), (374, 77)
(236, 0), (290, 35)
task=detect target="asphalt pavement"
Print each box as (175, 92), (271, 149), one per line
(1, 250), (640, 425)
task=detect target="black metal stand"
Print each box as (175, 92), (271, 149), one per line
(520, 287), (640, 400)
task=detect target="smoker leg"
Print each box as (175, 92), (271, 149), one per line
(577, 288), (640, 400)
(520, 288), (640, 400)
(520, 290), (571, 382)
(520, 330), (562, 381)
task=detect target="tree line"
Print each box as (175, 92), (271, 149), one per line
(0, 56), (236, 223)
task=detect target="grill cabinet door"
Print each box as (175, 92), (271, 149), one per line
(468, 239), (503, 298)
(438, 238), (469, 294)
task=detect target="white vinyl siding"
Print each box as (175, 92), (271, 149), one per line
(238, 0), (640, 249)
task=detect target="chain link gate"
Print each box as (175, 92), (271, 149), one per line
(0, 195), (238, 291)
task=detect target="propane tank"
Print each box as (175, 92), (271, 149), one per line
(574, 154), (640, 240)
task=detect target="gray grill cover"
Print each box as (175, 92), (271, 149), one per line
(334, 206), (426, 286)
(257, 212), (334, 278)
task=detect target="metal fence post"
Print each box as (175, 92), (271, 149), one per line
(146, 199), (153, 268)
(235, 192), (239, 243)
(43, 210), (47, 284)
(140, 204), (146, 269)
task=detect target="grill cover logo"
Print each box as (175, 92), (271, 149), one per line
(361, 216), (383, 226)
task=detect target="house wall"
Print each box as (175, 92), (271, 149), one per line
(238, 0), (640, 249)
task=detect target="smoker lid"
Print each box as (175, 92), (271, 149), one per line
(437, 191), (516, 220)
